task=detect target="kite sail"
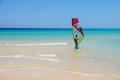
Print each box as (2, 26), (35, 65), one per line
(72, 18), (84, 46)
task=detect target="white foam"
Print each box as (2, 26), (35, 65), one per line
(0, 55), (23, 58)
(0, 55), (59, 62)
(13, 55), (23, 58)
(39, 58), (59, 62)
(39, 54), (56, 57)
(47, 59), (59, 62)
(1, 42), (67, 46)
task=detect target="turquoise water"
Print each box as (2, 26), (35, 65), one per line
(0, 28), (120, 48)
(0, 28), (72, 43)
(0, 28), (120, 55)
(0, 28), (120, 78)
(0, 28), (120, 45)
(0, 28), (120, 49)
(0, 28), (120, 56)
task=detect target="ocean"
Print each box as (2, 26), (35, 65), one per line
(0, 28), (120, 80)
(0, 28), (72, 44)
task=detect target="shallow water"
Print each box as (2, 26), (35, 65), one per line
(0, 28), (120, 80)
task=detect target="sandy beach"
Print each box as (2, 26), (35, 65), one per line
(0, 43), (120, 80)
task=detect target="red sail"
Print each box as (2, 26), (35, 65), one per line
(72, 18), (84, 36)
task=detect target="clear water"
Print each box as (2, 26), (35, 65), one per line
(0, 28), (120, 79)
(0, 28), (120, 54)
(0, 28), (72, 43)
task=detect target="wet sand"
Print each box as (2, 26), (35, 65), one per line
(0, 44), (120, 80)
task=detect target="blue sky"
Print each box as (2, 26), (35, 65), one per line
(0, 0), (120, 28)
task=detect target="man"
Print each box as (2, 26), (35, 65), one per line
(74, 35), (79, 49)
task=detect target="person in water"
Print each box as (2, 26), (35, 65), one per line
(74, 35), (79, 49)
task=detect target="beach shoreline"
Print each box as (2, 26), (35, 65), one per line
(0, 29), (120, 80)
(0, 44), (120, 80)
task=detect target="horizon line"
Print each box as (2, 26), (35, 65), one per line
(0, 28), (120, 30)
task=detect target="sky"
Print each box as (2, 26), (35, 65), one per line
(0, 0), (120, 28)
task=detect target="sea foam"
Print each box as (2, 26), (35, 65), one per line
(0, 42), (68, 46)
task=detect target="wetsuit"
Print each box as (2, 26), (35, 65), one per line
(74, 38), (78, 49)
